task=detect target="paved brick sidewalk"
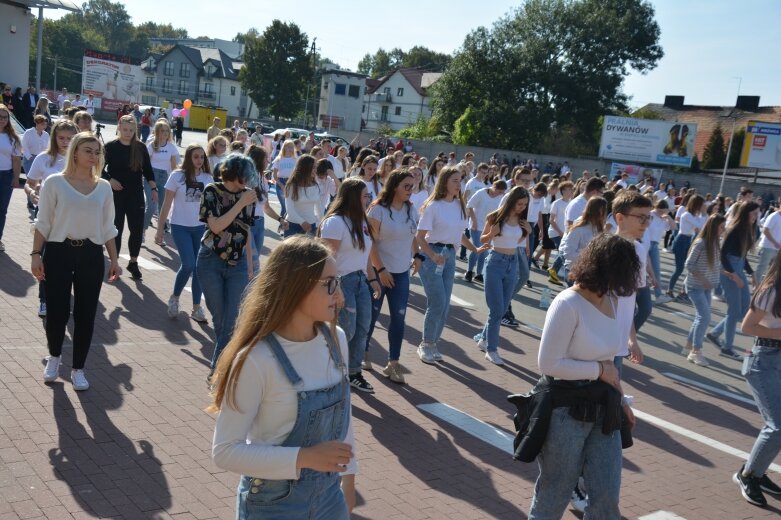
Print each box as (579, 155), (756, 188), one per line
(1, 190), (780, 519)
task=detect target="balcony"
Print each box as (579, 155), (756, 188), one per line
(371, 92), (391, 103)
(198, 91), (216, 100)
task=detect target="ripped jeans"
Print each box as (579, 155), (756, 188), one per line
(337, 270), (372, 375)
(366, 270), (410, 362)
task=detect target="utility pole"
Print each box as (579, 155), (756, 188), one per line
(35, 7), (44, 90)
(719, 77), (742, 195)
(53, 55), (58, 92)
(303, 38), (316, 128)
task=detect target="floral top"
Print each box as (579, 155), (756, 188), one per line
(199, 183), (256, 265)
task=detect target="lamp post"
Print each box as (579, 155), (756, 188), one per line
(719, 76), (742, 195)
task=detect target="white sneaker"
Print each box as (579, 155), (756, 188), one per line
(570, 481), (588, 513)
(431, 344), (443, 361)
(38, 302), (47, 317)
(475, 337), (487, 352)
(43, 356), (60, 382)
(687, 350), (710, 366)
(680, 347), (692, 356)
(71, 369), (89, 391)
(167, 296), (179, 318)
(485, 350), (505, 365)
(417, 344), (436, 365)
(655, 294), (673, 305)
(190, 306), (207, 323)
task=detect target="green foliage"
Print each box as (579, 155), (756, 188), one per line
(690, 153), (700, 173)
(239, 21), (310, 121)
(395, 115), (442, 140)
(375, 122), (394, 137)
(431, 0), (663, 151)
(452, 107), (483, 145)
(357, 46), (451, 79)
(728, 127), (746, 168)
(701, 124), (726, 170)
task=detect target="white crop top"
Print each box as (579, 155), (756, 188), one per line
(492, 222), (524, 249)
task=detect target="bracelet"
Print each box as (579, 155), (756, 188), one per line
(368, 278), (378, 283)
(413, 253), (425, 262)
(377, 267), (386, 273)
(30, 250), (42, 256)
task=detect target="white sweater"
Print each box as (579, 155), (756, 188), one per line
(284, 184), (322, 225)
(212, 327), (357, 480)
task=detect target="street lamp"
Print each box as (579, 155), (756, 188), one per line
(719, 77), (742, 195)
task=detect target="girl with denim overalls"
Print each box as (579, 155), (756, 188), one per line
(209, 236), (357, 519)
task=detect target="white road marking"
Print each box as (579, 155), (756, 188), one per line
(118, 254), (166, 271)
(518, 322), (544, 334)
(639, 512), (687, 520)
(662, 372), (756, 407)
(450, 294), (475, 308)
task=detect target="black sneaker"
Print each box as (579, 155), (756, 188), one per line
(526, 280), (533, 289)
(349, 373), (375, 394)
(706, 332), (723, 349)
(474, 274), (484, 283)
(760, 473), (781, 495)
(464, 270), (474, 283)
(720, 348), (743, 360)
(531, 258), (540, 269)
(734, 470), (767, 507)
(127, 261), (142, 280)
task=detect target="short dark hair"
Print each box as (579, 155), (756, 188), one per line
(570, 234), (639, 296)
(612, 190), (652, 215)
(584, 177), (605, 193)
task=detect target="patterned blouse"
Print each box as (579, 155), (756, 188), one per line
(199, 183), (256, 265)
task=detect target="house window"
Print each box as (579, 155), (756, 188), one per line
(164, 62), (174, 76)
(362, 104), (365, 113)
(162, 78), (172, 93)
(240, 89), (247, 97)
(180, 63), (190, 78)
(348, 85), (360, 98)
(323, 81), (329, 90)
(231, 86), (236, 96)
(380, 106), (389, 121)
(395, 106), (402, 116)
(383, 87), (390, 94)
(141, 95), (157, 105)
(397, 87), (404, 97)
(334, 83), (346, 95)
(145, 76), (154, 89)
(178, 80), (188, 95)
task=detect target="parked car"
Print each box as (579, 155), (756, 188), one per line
(314, 132), (350, 147)
(248, 121), (275, 134)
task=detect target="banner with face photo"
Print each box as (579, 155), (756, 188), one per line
(81, 49), (143, 112)
(609, 162), (664, 187)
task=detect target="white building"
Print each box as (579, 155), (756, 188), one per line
(364, 68), (442, 132)
(317, 69), (368, 133)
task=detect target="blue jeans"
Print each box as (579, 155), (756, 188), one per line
(170, 224), (204, 304)
(527, 224), (539, 268)
(755, 247), (777, 284)
(550, 236), (563, 274)
(528, 407), (622, 520)
(513, 247), (531, 295)
(337, 270), (372, 375)
(283, 221), (316, 238)
(0, 169), (13, 241)
(23, 155), (35, 174)
(467, 229), (487, 274)
(744, 346), (781, 476)
(477, 251), (518, 352)
(196, 246), (248, 368)
(367, 271), (410, 361)
(418, 245), (456, 344)
(153, 168), (168, 215)
(143, 179), (155, 230)
(275, 178), (287, 216)
(634, 286), (652, 332)
(648, 241), (662, 298)
(710, 254), (750, 351)
(686, 287), (711, 349)
(250, 216), (264, 273)
(668, 234), (692, 293)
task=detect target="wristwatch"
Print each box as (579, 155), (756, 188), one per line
(413, 253), (425, 262)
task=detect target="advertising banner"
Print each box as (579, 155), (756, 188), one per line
(609, 162), (664, 187)
(740, 120), (781, 171)
(81, 49), (142, 113)
(599, 116), (698, 167)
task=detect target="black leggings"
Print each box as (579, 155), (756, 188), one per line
(43, 241), (104, 370)
(113, 191), (145, 258)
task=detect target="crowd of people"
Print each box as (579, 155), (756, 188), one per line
(3, 94), (781, 518)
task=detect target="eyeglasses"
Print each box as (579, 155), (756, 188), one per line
(624, 213), (651, 224)
(400, 183), (414, 191)
(317, 276), (340, 295)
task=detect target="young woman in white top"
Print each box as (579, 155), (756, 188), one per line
(465, 179), (507, 282)
(21, 114), (49, 174)
(473, 186), (531, 365)
(530, 233), (637, 519)
(377, 156), (395, 187)
(145, 120), (180, 240)
(320, 178), (379, 394)
(32, 132), (120, 391)
(210, 236), (357, 518)
(535, 179), (559, 269)
(207, 136), (229, 179)
(272, 139), (298, 216)
(408, 164), (428, 211)
(284, 154), (322, 238)
(356, 155), (382, 201)
(648, 199), (675, 303)
(366, 169), (422, 384)
(155, 144), (212, 323)
(0, 103), (22, 252)
(425, 157), (445, 192)
(315, 158), (338, 215)
(546, 180), (574, 286)
(667, 194), (706, 301)
(329, 145), (350, 180)
(416, 167), (488, 364)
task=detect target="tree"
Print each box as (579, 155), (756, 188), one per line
(233, 28), (259, 44)
(357, 46), (451, 78)
(430, 0), (663, 151)
(701, 124), (726, 170)
(239, 20), (310, 121)
(728, 127), (746, 169)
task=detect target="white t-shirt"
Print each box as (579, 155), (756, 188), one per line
(212, 327), (357, 480)
(759, 211), (781, 250)
(284, 184), (322, 225)
(417, 199), (467, 246)
(84, 98), (95, 115)
(0, 133), (22, 170)
(27, 153), (65, 182)
(359, 177), (381, 201)
(647, 212), (671, 243)
(466, 188), (502, 229)
(272, 156), (297, 180)
(548, 198), (569, 239)
(57, 94), (69, 107)
(320, 215), (373, 276)
(542, 194), (554, 214)
(464, 176), (486, 200)
(367, 204), (418, 273)
(164, 170), (212, 227)
(315, 175), (336, 215)
(21, 129), (49, 159)
(410, 190), (428, 212)
(147, 142), (180, 171)
(527, 195), (545, 225)
(565, 194), (588, 225)
(654, 189), (667, 201)
(678, 211), (706, 236)
(755, 289), (781, 329)
(615, 292), (637, 357)
(329, 155), (348, 179)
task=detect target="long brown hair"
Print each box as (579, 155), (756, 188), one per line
(692, 213), (725, 268)
(370, 169), (415, 223)
(421, 166), (466, 218)
(0, 104), (20, 151)
(208, 237), (335, 412)
(285, 154), (316, 201)
(179, 144), (210, 184)
(357, 155), (381, 195)
(751, 251), (781, 318)
(486, 186), (529, 237)
(572, 196), (607, 232)
(117, 115), (144, 171)
(726, 201), (759, 257)
(320, 177), (374, 251)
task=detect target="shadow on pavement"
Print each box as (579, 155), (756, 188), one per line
(0, 254), (35, 298)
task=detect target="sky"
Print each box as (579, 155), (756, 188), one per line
(48, 0), (781, 108)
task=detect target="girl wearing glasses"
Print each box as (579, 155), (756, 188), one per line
(210, 236), (357, 519)
(197, 153), (258, 371)
(320, 178), (378, 394)
(0, 104), (22, 252)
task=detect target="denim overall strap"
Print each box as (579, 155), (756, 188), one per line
(264, 333), (304, 386)
(318, 324), (348, 381)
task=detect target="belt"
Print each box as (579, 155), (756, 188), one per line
(65, 238), (95, 247)
(755, 337), (781, 348)
(430, 242), (454, 249)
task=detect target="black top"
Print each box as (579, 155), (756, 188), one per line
(102, 140), (154, 192)
(720, 229), (753, 275)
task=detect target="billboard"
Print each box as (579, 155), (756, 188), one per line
(740, 121), (781, 171)
(81, 49), (143, 113)
(599, 116), (698, 167)
(609, 162), (664, 187)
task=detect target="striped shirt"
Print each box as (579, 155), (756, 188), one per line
(684, 238), (721, 289)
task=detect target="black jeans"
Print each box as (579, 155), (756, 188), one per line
(113, 190), (145, 258)
(43, 241), (104, 369)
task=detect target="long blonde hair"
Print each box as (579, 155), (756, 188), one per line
(152, 120), (171, 152)
(208, 236), (335, 412)
(0, 104), (21, 151)
(65, 132), (104, 180)
(421, 165), (466, 218)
